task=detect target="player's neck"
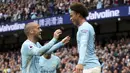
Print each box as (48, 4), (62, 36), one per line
(27, 36), (37, 44)
(44, 54), (51, 59)
(78, 18), (86, 26)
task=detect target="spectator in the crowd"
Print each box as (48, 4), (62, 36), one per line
(103, 0), (111, 8)
(113, 0), (119, 6)
(96, 0), (103, 9)
(124, 0), (130, 5)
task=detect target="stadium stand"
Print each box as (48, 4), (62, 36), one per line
(0, 0), (130, 24)
(0, 37), (130, 73)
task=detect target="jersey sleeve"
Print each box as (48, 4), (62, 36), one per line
(25, 38), (57, 56)
(45, 42), (64, 54)
(56, 57), (61, 69)
(78, 29), (89, 64)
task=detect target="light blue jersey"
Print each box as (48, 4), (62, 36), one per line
(38, 54), (60, 73)
(21, 38), (57, 73)
(77, 22), (101, 69)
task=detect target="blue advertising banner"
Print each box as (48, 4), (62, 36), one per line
(0, 6), (130, 33)
(86, 6), (130, 20)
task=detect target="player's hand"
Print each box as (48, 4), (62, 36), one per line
(75, 64), (83, 73)
(61, 36), (70, 44)
(53, 29), (62, 39)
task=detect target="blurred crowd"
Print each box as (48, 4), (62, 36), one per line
(96, 37), (130, 73)
(0, 37), (130, 73)
(0, 51), (21, 73)
(0, 0), (130, 24)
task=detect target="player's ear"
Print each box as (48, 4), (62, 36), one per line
(76, 13), (80, 17)
(30, 29), (34, 34)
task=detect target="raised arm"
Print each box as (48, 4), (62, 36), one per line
(46, 36), (70, 54)
(27, 29), (62, 56)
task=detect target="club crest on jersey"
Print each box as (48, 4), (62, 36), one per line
(52, 62), (57, 68)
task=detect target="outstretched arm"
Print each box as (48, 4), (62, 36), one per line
(26, 29), (62, 56)
(46, 36), (70, 54)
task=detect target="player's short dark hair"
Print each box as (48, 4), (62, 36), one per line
(24, 24), (29, 36)
(70, 2), (88, 18)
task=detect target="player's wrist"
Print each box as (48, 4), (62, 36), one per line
(53, 36), (58, 40)
(52, 38), (57, 42)
(59, 41), (64, 46)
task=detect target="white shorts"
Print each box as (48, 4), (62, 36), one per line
(83, 66), (101, 73)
